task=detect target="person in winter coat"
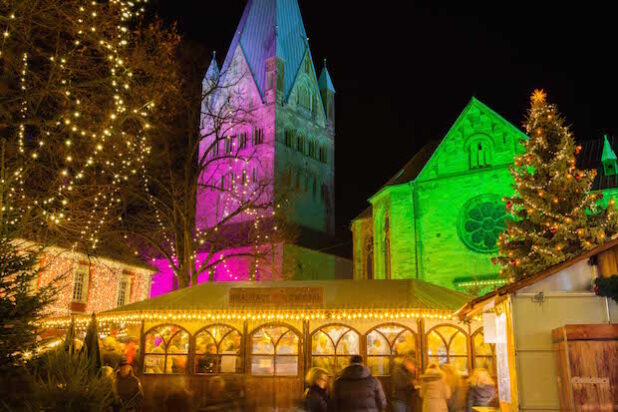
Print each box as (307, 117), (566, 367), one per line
(329, 355), (386, 412)
(466, 369), (497, 412)
(113, 358), (144, 412)
(441, 363), (464, 412)
(391, 355), (418, 412)
(304, 367), (330, 412)
(420, 363), (451, 412)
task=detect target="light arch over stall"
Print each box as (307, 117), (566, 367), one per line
(249, 323), (301, 376)
(143, 324), (190, 374)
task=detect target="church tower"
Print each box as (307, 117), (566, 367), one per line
(197, 0), (335, 236)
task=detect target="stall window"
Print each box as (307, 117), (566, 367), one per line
(195, 325), (243, 374)
(143, 325), (190, 374)
(471, 329), (495, 375)
(426, 325), (468, 374)
(311, 325), (360, 375)
(250, 325), (299, 376)
(366, 325), (417, 376)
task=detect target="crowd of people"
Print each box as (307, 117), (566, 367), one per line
(302, 355), (498, 412)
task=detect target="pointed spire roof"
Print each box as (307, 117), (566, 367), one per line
(219, 0), (320, 102)
(602, 134), (617, 162)
(318, 59), (335, 92)
(205, 51), (220, 81)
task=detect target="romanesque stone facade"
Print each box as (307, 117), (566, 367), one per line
(353, 98), (527, 291)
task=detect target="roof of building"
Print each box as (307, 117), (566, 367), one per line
(318, 60), (335, 92)
(351, 140), (440, 222)
(218, 0), (326, 105)
(455, 236), (618, 319)
(577, 135), (618, 190)
(102, 279), (470, 314)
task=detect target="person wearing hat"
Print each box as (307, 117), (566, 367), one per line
(113, 357), (144, 411)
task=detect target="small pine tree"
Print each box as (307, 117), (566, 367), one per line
(495, 90), (618, 280)
(0, 231), (56, 369)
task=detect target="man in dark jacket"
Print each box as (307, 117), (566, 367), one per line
(329, 355), (386, 412)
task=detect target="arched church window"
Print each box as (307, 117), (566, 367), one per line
(469, 138), (492, 169)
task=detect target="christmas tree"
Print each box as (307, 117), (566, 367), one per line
(495, 90), (618, 281)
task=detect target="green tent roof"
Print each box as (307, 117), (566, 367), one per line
(103, 280), (470, 314)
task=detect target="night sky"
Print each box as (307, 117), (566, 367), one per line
(154, 0), (617, 257)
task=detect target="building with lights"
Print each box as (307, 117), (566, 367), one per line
(52, 278), (490, 410)
(351, 99), (618, 294)
(34, 243), (154, 317)
(150, 0), (350, 294)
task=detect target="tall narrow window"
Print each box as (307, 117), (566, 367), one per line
(253, 128), (263, 145)
(297, 135), (305, 154)
(239, 132), (247, 149)
(319, 146), (327, 163)
(252, 168), (258, 183)
(117, 277), (129, 307)
(220, 175), (225, 191)
(384, 217), (391, 279)
(284, 130), (294, 148)
(469, 139), (491, 169)
(212, 139), (220, 158)
(242, 169), (247, 186)
(72, 267), (89, 303)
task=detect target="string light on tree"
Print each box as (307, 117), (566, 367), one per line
(494, 90), (618, 280)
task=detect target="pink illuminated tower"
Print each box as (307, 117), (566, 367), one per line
(150, 0), (347, 294)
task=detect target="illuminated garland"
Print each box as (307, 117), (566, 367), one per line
(40, 307), (459, 329)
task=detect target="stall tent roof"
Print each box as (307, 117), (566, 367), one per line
(103, 279), (470, 314)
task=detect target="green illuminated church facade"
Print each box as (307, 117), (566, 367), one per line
(352, 98), (618, 293)
(352, 98), (527, 292)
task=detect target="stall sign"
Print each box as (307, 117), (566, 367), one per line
(495, 312), (511, 403)
(229, 287), (324, 308)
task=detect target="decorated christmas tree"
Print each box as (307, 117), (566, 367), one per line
(495, 90), (618, 281)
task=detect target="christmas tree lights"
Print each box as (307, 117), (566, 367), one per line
(494, 90), (618, 280)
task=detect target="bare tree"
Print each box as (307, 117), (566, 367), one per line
(119, 41), (297, 289)
(0, 0), (178, 254)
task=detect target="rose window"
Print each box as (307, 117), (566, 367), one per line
(458, 194), (507, 253)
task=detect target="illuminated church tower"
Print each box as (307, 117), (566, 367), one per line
(197, 0), (334, 234)
(187, 0), (345, 284)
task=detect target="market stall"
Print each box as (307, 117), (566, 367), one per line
(43, 279), (491, 411)
(456, 239), (618, 412)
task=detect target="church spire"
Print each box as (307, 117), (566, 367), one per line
(601, 134), (617, 177)
(205, 51), (219, 82)
(318, 58), (335, 93)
